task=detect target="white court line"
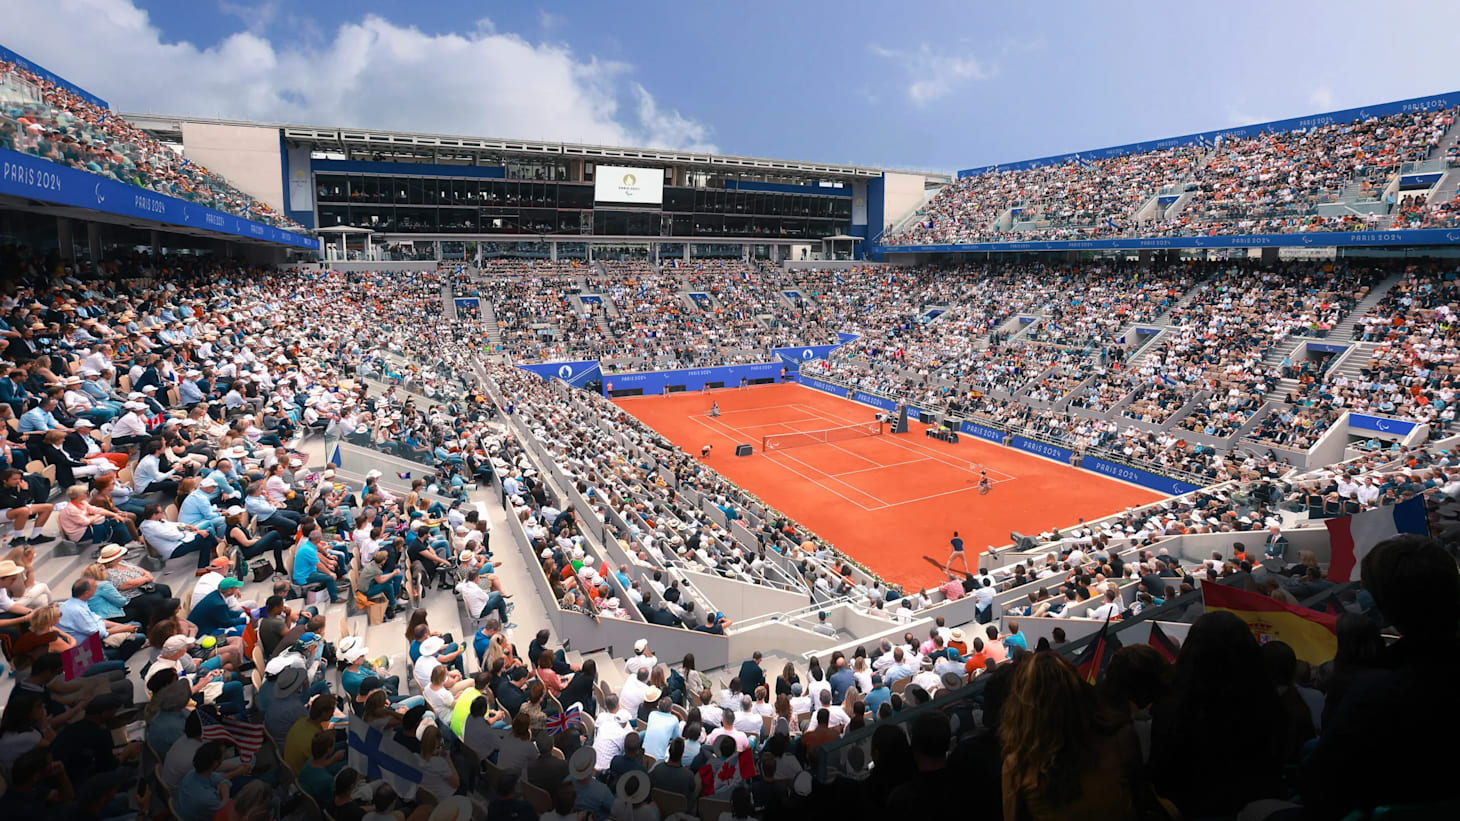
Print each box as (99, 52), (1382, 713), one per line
(830, 456), (933, 476)
(821, 440), (886, 467)
(711, 403), (810, 415)
(765, 448), (894, 509)
(792, 400), (1018, 482)
(758, 451), (883, 512)
(725, 417), (824, 429)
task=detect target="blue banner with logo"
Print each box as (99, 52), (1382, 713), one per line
(0, 45), (109, 109)
(0, 148), (318, 249)
(604, 362), (784, 395)
(1080, 455), (1201, 496)
(851, 391), (897, 412)
(518, 360), (602, 389)
(1305, 342), (1349, 354)
(836, 332), (861, 344)
(877, 227), (1460, 256)
(1011, 436), (1073, 463)
(579, 295), (603, 305)
(1347, 413), (1418, 437)
(453, 297), (480, 310)
(959, 420), (1006, 443)
(772, 344), (843, 370)
(957, 90), (1457, 177)
(796, 374), (846, 396)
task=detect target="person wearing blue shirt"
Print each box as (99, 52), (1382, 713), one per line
(0, 368), (29, 416)
(204, 460), (243, 503)
(180, 479), (227, 539)
(187, 580), (249, 636)
(18, 396), (66, 439)
(292, 532), (341, 602)
(175, 741), (239, 821)
(864, 675), (891, 717)
(1002, 621), (1028, 653)
(58, 578), (144, 661)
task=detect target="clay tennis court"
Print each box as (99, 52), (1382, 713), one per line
(613, 382), (1163, 588)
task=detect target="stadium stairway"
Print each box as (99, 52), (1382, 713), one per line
(1330, 271), (1406, 341)
(1428, 169), (1460, 209)
(441, 283), (456, 321)
(481, 299), (504, 346)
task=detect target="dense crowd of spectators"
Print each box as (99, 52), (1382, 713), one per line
(885, 107), (1457, 245)
(0, 61), (305, 233)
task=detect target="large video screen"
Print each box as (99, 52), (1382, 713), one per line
(593, 165), (664, 205)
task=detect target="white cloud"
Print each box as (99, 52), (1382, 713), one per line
(870, 43), (993, 105)
(217, 0), (280, 35)
(539, 9), (562, 30)
(1309, 85), (1335, 109)
(5, 0), (715, 151)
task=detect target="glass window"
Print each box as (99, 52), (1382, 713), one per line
(557, 242), (588, 261)
(316, 175), (347, 202)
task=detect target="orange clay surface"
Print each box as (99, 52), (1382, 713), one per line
(613, 382), (1163, 589)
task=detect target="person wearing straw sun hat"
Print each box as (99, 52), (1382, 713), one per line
(96, 542), (172, 626)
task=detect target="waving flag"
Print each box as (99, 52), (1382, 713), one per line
(1202, 582), (1337, 666)
(348, 716), (422, 799)
(1072, 614), (1119, 684)
(330, 445), (342, 467)
(1324, 496), (1428, 583)
(199, 709), (265, 764)
(1147, 621), (1180, 664)
(62, 632), (104, 681)
(546, 704), (582, 735)
(396, 471), (411, 480)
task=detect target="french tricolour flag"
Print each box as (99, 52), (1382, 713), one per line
(1324, 496), (1428, 583)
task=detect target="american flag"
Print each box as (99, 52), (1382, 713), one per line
(545, 705), (582, 735)
(199, 709), (266, 764)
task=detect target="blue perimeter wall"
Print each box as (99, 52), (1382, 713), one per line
(603, 362), (787, 395)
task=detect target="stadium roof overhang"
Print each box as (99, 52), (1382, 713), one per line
(122, 113), (951, 183)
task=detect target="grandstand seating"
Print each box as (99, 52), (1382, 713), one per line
(0, 59), (304, 232)
(885, 105), (1459, 245)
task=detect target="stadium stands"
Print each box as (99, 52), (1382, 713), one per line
(0, 59), (304, 232)
(885, 105), (1459, 245)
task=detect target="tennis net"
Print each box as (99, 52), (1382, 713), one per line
(763, 420), (884, 452)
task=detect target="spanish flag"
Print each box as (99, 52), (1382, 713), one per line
(1202, 582), (1338, 666)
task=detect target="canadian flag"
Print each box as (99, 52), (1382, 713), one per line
(697, 747), (755, 797)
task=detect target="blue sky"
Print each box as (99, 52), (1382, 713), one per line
(6, 0), (1455, 171)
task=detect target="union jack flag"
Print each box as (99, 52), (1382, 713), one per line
(199, 709), (266, 764)
(546, 705), (582, 735)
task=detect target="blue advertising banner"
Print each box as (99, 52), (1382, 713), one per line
(771, 344), (843, 364)
(579, 295), (603, 305)
(959, 420), (1006, 443)
(1348, 413), (1418, 437)
(877, 227), (1460, 256)
(0, 45), (109, 109)
(958, 90), (1457, 177)
(518, 361), (602, 390)
(851, 391), (897, 411)
(1011, 436), (1074, 464)
(1080, 455), (1202, 496)
(1400, 173), (1444, 188)
(453, 297), (480, 309)
(604, 362), (784, 395)
(796, 374), (846, 396)
(1305, 342), (1349, 354)
(0, 148), (318, 249)
(836, 332), (862, 344)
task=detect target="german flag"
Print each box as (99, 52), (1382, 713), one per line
(1201, 582), (1338, 666)
(1147, 621), (1180, 664)
(1073, 615), (1119, 684)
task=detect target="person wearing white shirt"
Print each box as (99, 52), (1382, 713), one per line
(1088, 590), (1126, 622)
(805, 690), (848, 732)
(592, 702), (631, 770)
(731, 697), (762, 736)
(619, 669), (650, 718)
(624, 640), (657, 677)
